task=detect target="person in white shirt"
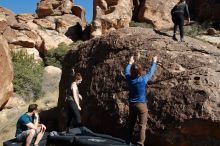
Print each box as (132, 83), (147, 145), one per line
(66, 72), (83, 130)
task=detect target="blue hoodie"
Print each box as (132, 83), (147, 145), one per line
(125, 62), (156, 103)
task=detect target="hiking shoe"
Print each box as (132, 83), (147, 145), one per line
(180, 37), (185, 42)
(172, 35), (178, 41)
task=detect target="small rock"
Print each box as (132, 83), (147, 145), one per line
(207, 28), (217, 36)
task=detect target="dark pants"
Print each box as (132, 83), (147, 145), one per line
(172, 12), (184, 39)
(126, 103), (148, 146)
(66, 99), (82, 128)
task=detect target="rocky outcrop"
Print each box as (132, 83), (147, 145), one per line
(91, 0), (179, 33)
(36, 0), (74, 18)
(0, 1), (86, 53)
(72, 5), (87, 28)
(91, 0), (220, 33)
(207, 28), (217, 36)
(35, 28), (72, 52)
(0, 36), (13, 110)
(58, 27), (220, 145)
(33, 18), (56, 30)
(134, 0), (220, 30)
(91, 0), (133, 37)
(187, 0), (220, 21)
(0, 7), (17, 26)
(0, 2), (85, 107)
(196, 35), (220, 48)
(16, 14), (35, 23)
(134, 0), (179, 29)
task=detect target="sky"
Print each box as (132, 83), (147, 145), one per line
(0, 0), (93, 22)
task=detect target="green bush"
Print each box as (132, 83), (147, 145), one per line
(185, 21), (213, 37)
(44, 41), (82, 68)
(12, 50), (44, 100)
(185, 25), (203, 37)
(129, 21), (153, 28)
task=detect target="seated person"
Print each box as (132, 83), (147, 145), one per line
(15, 104), (46, 146)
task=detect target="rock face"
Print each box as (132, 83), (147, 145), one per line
(187, 0), (220, 21)
(0, 4), (86, 54)
(71, 5), (87, 28)
(134, 0), (179, 29)
(0, 36), (13, 110)
(36, 0), (74, 18)
(58, 27), (220, 145)
(91, 0), (133, 37)
(207, 28), (217, 36)
(0, 3), (85, 108)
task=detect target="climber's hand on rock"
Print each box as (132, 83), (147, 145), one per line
(153, 56), (157, 63)
(129, 56), (134, 64)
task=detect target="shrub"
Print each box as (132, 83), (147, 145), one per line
(185, 21), (213, 37)
(12, 50), (44, 100)
(129, 21), (153, 28)
(185, 24), (203, 37)
(44, 41), (82, 68)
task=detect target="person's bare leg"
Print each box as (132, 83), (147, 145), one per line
(34, 126), (44, 145)
(26, 129), (35, 146)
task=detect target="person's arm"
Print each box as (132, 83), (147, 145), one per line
(143, 56), (157, 83)
(79, 94), (82, 100)
(125, 64), (132, 80)
(38, 124), (46, 132)
(26, 123), (37, 130)
(185, 4), (190, 23)
(33, 114), (46, 132)
(26, 113), (39, 130)
(124, 56), (134, 79)
(72, 83), (81, 111)
(26, 122), (47, 132)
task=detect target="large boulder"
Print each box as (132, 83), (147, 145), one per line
(58, 27), (220, 145)
(3, 27), (42, 49)
(135, 0), (179, 29)
(36, 0), (74, 18)
(35, 29), (72, 52)
(2, 27), (18, 43)
(71, 5), (87, 28)
(0, 7), (18, 34)
(0, 36), (13, 110)
(0, 7), (17, 26)
(0, 13), (8, 34)
(33, 18), (56, 30)
(54, 14), (83, 40)
(41, 66), (62, 97)
(16, 14), (35, 23)
(91, 0), (133, 38)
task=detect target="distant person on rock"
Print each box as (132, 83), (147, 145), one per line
(171, 0), (190, 42)
(124, 55), (157, 146)
(15, 104), (46, 146)
(65, 72), (83, 131)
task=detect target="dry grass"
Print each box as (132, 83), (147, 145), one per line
(0, 106), (26, 145)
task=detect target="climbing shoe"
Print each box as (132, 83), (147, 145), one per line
(172, 35), (178, 41)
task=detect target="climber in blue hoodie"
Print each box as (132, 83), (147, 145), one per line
(125, 55), (157, 146)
